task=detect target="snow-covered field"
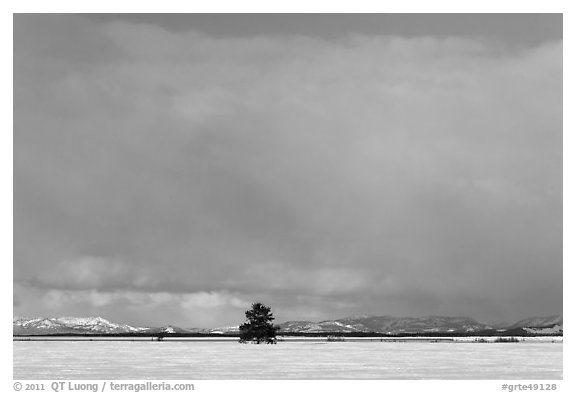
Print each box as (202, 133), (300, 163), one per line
(13, 341), (562, 379)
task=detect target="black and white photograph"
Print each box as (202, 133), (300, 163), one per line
(12, 11), (564, 384)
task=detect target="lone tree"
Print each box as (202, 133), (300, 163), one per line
(239, 302), (278, 344)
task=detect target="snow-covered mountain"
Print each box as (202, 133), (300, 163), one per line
(501, 316), (563, 336)
(13, 314), (563, 336)
(506, 315), (563, 329)
(277, 315), (492, 334)
(278, 315), (563, 334)
(13, 316), (147, 335)
(523, 325), (563, 335)
(278, 320), (364, 333)
(207, 325), (240, 334)
(144, 325), (204, 335)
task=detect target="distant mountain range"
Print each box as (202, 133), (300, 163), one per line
(505, 315), (563, 330)
(13, 314), (563, 336)
(13, 316), (148, 335)
(278, 315), (493, 334)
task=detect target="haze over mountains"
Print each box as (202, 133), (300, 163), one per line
(13, 315), (563, 336)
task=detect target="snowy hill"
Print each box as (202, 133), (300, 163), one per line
(13, 317), (147, 335)
(278, 320), (364, 333)
(507, 315), (563, 329)
(277, 315), (492, 334)
(13, 314), (563, 336)
(143, 325), (203, 334)
(207, 325), (240, 334)
(523, 325), (563, 335)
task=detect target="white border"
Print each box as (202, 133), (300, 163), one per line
(3, 2), (571, 392)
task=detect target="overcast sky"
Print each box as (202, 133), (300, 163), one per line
(13, 14), (562, 328)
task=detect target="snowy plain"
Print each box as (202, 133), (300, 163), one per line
(13, 340), (562, 379)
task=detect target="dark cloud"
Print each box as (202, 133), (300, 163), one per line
(14, 15), (562, 327)
(86, 14), (562, 48)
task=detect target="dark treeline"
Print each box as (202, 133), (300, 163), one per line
(13, 326), (561, 338)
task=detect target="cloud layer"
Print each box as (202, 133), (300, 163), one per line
(14, 15), (562, 327)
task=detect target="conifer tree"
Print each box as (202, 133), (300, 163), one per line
(239, 302), (278, 344)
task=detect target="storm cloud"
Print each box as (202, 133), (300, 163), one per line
(14, 14), (562, 328)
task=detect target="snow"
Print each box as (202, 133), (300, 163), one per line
(14, 318), (43, 327)
(210, 325), (240, 334)
(15, 316), (145, 333)
(524, 325), (563, 335)
(36, 319), (60, 328)
(14, 340), (562, 379)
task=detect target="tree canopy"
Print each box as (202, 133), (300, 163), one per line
(239, 302), (278, 344)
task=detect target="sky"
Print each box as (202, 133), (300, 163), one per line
(13, 14), (562, 328)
